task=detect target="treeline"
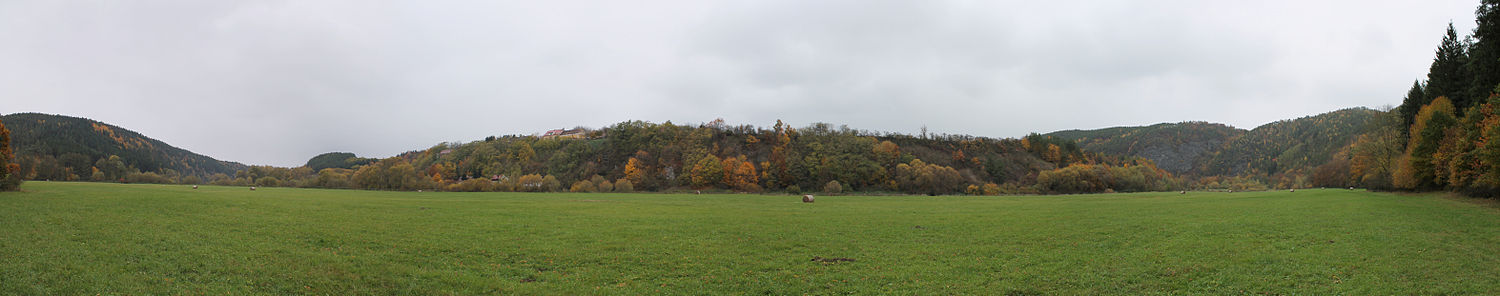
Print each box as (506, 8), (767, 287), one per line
(1327, 1), (1500, 197)
(216, 120), (1183, 195)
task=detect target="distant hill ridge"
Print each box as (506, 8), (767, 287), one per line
(1045, 108), (1380, 176)
(1, 113), (246, 179)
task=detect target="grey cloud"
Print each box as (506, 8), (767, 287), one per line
(0, 0), (1484, 166)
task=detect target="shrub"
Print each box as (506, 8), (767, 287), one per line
(614, 179), (634, 193)
(541, 175), (561, 192)
(824, 180), (842, 194)
(125, 172), (174, 184)
(447, 178), (491, 192)
(570, 180), (596, 193)
(981, 183), (1001, 195)
(597, 180), (614, 192)
(518, 174), (544, 192)
(254, 176), (281, 187)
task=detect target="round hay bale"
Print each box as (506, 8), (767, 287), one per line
(250, 186), (256, 191)
(192, 185), (198, 189)
(802, 194), (815, 203)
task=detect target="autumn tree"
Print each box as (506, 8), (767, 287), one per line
(689, 154), (723, 188)
(1475, 112), (1500, 195)
(352, 157), (420, 190)
(93, 155), (130, 182)
(721, 155), (759, 191)
(1349, 124), (1403, 190)
(892, 159), (964, 195)
(1311, 157), (1352, 188)
(623, 156), (647, 185)
(517, 174), (544, 192)
(873, 140), (900, 167)
(0, 118), (17, 190)
(1397, 97), (1459, 190)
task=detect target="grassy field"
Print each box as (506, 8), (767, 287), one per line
(3, 182), (1500, 294)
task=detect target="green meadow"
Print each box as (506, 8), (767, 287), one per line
(3, 182), (1500, 294)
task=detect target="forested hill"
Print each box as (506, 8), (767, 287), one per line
(1046, 122), (1242, 174)
(1045, 108), (1381, 179)
(1201, 108), (1380, 177)
(1, 113), (246, 181)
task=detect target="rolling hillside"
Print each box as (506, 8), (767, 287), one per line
(1201, 108), (1380, 176)
(1047, 122), (1242, 174)
(1, 113), (245, 180)
(1047, 108), (1381, 177)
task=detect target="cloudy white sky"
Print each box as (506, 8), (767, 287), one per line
(0, 0), (1482, 166)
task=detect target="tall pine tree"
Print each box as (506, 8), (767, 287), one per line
(1399, 80), (1428, 134)
(1425, 23), (1472, 107)
(1469, 0), (1500, 106)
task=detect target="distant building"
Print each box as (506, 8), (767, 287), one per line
(541, 128), (588, 139)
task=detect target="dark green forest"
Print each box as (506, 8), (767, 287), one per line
(0, 113), (246, 184)
(1050, 108), (1384, 190)
(1048, 121), (1244, 174)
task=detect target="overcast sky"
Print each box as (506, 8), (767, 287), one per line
(0, 1), (1483, 167)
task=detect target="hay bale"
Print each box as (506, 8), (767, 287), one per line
(192, 185), (198, 189)
(250, 186), (256, 191)
(802, 194), (815, 203)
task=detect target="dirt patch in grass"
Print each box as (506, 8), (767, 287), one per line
(811, 256), (855, 264)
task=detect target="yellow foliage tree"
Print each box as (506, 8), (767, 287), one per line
(690, 155), (723, 188)
(1399, 96), (1458, 190)
(624, 156), (646, 185)
(720, 155), (759, 191)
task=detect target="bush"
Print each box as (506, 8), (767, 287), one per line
(518, 174), (544, 192)
(125, 172), (174, 184)
(1, 170), (22, 190)
(254, 176), (281, 187)
(494, 178), (518, 192)
(570, 180), (596, 193)
(786, 185), (801, 195)
(597, 180), (614, 192)
(541, 175), (562, 192)
(614, 179), (634, 193)
(824, 181), (842, 194)
(981, 183), (1001, 195)
(447, 178), (491, 192)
